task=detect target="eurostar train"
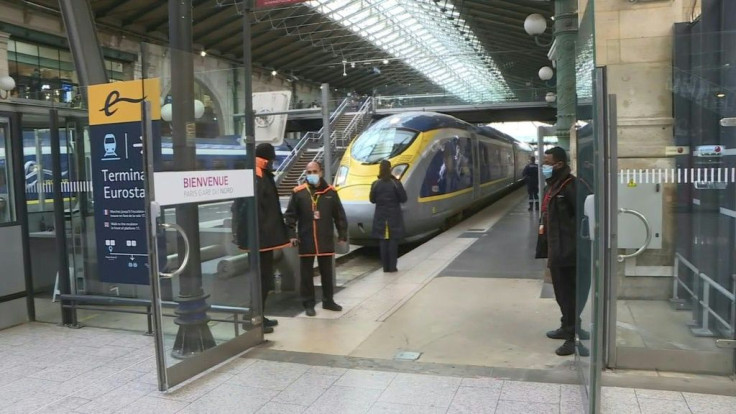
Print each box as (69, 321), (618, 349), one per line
(334, 112), (533, 245)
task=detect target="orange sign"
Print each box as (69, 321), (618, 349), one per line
(88, 79), (161, 126)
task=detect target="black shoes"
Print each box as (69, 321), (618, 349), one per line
(264, 317), (278, 327)
(556, 340), (575, 356)
(546, 327), (590, 340)
(305, 306), (316, 317)
(546, 328), (572, 340)
(263, 325), (274, 334)
(322, 301), (343, 312)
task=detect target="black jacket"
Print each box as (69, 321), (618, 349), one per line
(233, 157), (290, 251)
(522, 162), (539, 190)
(369, 177), (407, 239)
(284, 178), (348, 256)
(543, 166), (577, 268)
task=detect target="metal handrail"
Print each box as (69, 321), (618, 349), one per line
(274, 98), (349, 184)
(617, 208), (652, 262)
(298, 98), (374, 183)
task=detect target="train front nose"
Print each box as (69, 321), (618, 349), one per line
(336, 184), (376, 245)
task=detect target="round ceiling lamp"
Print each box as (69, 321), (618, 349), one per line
(539, 66), (554, 81)
(524, 14), (547, 36)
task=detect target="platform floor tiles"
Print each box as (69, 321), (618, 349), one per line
(1, 323), (735, 414)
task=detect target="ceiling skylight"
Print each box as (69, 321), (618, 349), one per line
(307, 0), (514, 103)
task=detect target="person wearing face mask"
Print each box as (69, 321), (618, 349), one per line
(284, 161), (348, 316)
(233, 143), (291, 333)
(540, 146), (582, 356)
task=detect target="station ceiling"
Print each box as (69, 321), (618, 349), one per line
(30, 0), (554, 102)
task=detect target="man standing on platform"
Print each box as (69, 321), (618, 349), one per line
(541, 146), (582, 356)
(284, 161), (348, 316)
(522, 156), (539, 211)
(233, 143), (291, 333)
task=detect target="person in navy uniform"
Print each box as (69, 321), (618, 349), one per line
(284, 161), (348, 316)
(370, 160), (408, 272)
(523, 156), (540, 211)
(540, 146), (582, 356)
(233, 143), (290, 333)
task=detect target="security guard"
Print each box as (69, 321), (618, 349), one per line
(284, 161), (348, 316)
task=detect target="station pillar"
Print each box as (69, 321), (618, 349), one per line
(168, 0), (215, 358)
(554, 0), (578, 150)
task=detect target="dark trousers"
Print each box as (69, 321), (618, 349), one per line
(550, 266), (578, 339)
(379, 239), (399, 272)
(260, 251), (274, 313)
(300, 255), (334, 307)
(527, 186), (539, 208)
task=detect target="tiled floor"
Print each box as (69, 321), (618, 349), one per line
(1, 323), (735, 413)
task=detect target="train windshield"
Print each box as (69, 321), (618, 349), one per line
(351, 128), (418, 163)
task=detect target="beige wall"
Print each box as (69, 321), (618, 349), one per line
(591, 0), (698, 298)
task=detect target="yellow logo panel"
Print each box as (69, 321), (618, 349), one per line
(88, 79), (161, 125)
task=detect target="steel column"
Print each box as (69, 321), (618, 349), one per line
(168, 0), (215, 358)
(58, 0), (108, 90)
(554, 0), (578, 150)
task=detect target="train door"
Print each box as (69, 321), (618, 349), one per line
(471, 134), (480, 200)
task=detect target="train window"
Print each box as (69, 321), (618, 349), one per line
(351, 128), (418, 163)
(0, 122), (15, 223)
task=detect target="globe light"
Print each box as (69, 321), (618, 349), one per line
(161, 103), (172, 122)
(0, 76), (16, 91)
(194, 99), (205, 119)
(545, 92), (557, 103)
(524, 14), (547, 36)
(539, 66), (554, 81)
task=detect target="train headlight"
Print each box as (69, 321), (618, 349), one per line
(391, 164), (408, 180)
(334, 165), (349, 187)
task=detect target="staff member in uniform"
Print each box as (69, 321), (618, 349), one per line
(522, 156), (539, 211)
(369, 160), (407, 272)
(541, 146), (579, 355)
(233, 143), (290, 333)
(284, 161), (348, 316)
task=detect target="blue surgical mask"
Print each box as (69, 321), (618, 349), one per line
(542, 164), (554, 179)
(306, 174), (320, 186)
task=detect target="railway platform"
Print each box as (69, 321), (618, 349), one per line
(2, 189), (735, 413)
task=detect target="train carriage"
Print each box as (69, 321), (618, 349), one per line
(334, 112), (532, 245)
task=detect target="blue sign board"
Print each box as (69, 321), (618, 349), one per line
(88, 79), (162, 285)
(90, 123), (154, 284)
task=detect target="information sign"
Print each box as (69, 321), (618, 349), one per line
(88, 79), (161, 285)
(154, 170), (254, 206)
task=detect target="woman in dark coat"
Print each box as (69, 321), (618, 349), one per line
(370, 160), (408, 272)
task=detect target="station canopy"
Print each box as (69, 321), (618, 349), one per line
(31, 0), (553, 103)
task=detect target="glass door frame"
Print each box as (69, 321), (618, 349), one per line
(141, 102), (264, 391)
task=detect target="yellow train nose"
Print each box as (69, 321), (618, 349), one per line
(336, 183), (371, 202)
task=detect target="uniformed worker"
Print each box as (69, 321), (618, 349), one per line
(233, 143), (290, 333)
(284, 161), (348, 316)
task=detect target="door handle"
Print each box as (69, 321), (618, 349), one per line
(159, 222), (190, 279)
(617, 208), (651, 262)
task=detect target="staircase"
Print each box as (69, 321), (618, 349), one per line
(277, 138), (320, 197)
(275, 97), (375, 196)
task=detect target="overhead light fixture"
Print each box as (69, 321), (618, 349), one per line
(383, 59), (389, 65)
(271, 70), (277, 76)
(524, 14), (552, 47)
(539, 66), (554, 81)
(545, 92), (556, 103)
(716, 92), (726, 98)
(0, 75), (15, 99)
(351, 62), (356, 68)
(200, 50), (207, 57)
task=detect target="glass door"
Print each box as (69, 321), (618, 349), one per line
(135, 81), (262, 390)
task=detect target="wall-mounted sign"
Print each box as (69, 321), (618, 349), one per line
(88, 78), (161, 285)
(153, 169), (254, 206)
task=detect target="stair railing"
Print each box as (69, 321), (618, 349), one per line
(274, 98), (349, 186)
